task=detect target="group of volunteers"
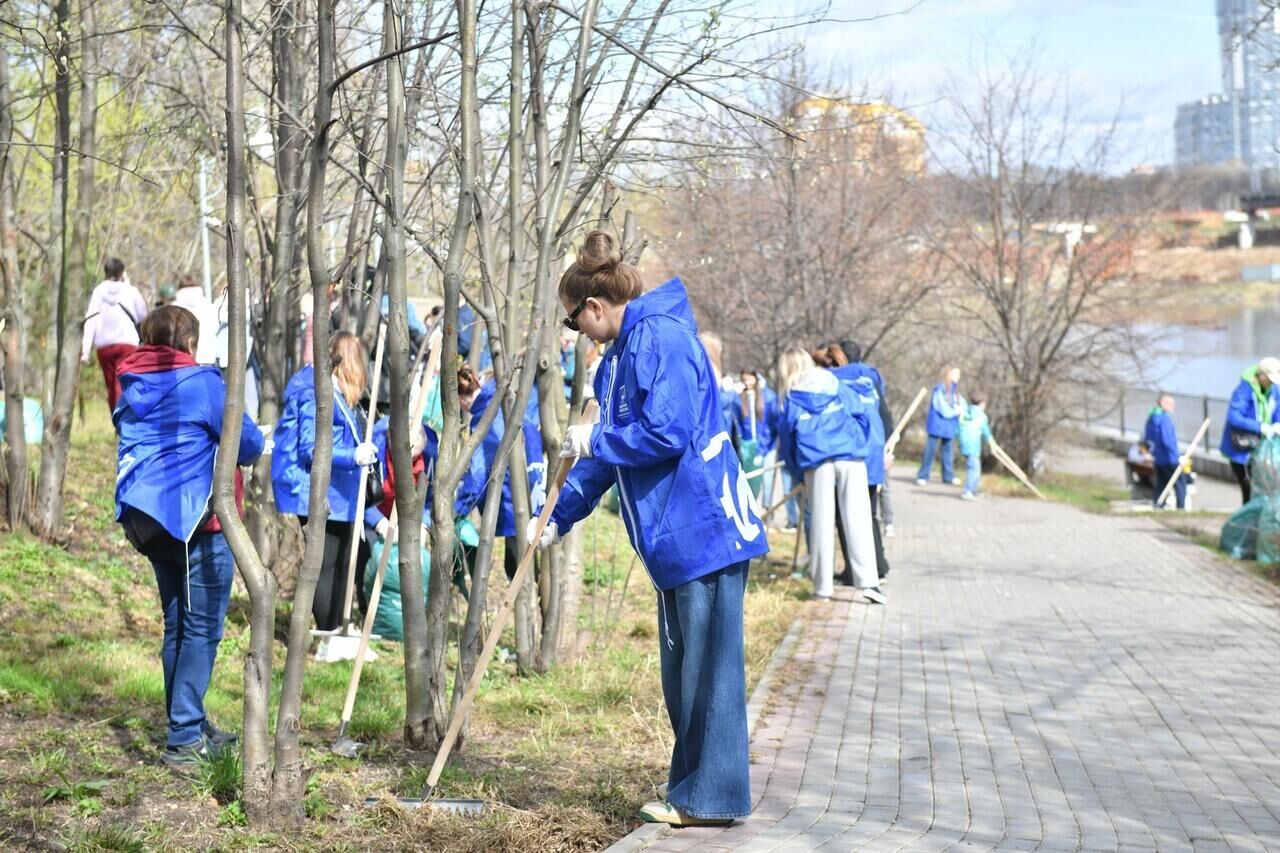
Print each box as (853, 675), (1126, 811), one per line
(88, 239), (1007, 829)
(1133, 356), (1280, 511)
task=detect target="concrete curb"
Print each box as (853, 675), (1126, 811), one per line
(601, 616), (806, 853)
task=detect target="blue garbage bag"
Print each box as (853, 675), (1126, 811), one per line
(0, 397), (44, 446)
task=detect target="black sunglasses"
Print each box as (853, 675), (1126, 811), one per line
(562, 297), (589, 331)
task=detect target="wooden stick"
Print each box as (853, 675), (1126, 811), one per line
(745, 460), (784, 481)
(1156, 417), (1211, 509)
(335, 504), (397, 738)
(989, 441), (1047, 501)
(340, 321), (389, 630)
(884, 387), (928, 455)
(424, 399), (599, 795)
(763, 483), (803, 520)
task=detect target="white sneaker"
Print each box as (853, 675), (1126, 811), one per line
(961, 491), (975, 501)
(950, 478), (963, 486)
(884, 523), (895, 538)
(861, 587), (886, 605)
(915, 478), (927, 486)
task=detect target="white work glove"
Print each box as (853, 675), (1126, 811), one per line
(884, 450), (895, 471)
(262, 438), (275, 455)
(354, 441), (379, 466)
(560, 423), (595, 459)
(374, 518), (391, 539)
(526, 517), (561, 549)
(1263, 424), (1277, 440)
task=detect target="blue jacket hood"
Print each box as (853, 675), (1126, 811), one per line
(115, 360), (264, 543)
(617, 278), (698, 348)
(777, 368), (874, 475)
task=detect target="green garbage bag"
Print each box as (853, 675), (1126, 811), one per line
(1220, 500), (1260, 561)
(1252, 437), (1280, 564)
(363, 537), (430, 642)
(603, 485), (620, 515)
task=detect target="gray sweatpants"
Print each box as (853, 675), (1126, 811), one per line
(805, 460), (877, 596)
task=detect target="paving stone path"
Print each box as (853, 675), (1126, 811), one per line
(610, 473), (1280, 852)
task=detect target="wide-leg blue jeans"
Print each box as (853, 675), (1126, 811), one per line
(657, 561), (751, 820)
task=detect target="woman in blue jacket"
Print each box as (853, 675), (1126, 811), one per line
(775, 347), (884, 604)
(271, 332), (379, 633)
(529, 231), (768, 827)
(1220, 358), (1280, 503)
(114, 306), (264, 766)
(734, 370), (778, 502)
(916, 365), (964, 486)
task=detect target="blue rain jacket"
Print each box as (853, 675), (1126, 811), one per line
(1144, 407), (1180, 467)
(777, 368), (874, 480)
(926, 382), (964, 439)
(550, 278), (770, 591)
(1221, 366), (1280, 464)
(456, 380), (547, 538)
(958, 405), (993, 458)
(114, 346), (264, 542)
(831, 364), (888, 485)
(271, 365), (367, 521)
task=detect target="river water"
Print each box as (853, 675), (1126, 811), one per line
(1142, 301), (1280, 399)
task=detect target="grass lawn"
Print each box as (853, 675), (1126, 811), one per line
(0, 406), (807, 851)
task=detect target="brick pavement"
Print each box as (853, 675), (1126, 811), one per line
(609, 473), (1280, 852)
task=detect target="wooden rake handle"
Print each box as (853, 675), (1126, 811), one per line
(424, 399), (599, 793)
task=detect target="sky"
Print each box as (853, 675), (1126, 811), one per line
(768, 0), (1223, 170)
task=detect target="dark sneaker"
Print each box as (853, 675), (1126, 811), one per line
(835, 570), (856, 587)
(862, 587), (886, 605)
(202, 721), (239, 749)
(161, 734), (227, 767)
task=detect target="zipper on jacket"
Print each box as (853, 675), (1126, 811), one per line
(605, 352), (672, 650)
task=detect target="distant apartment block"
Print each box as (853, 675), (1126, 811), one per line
(1175, 1), (1280, 173)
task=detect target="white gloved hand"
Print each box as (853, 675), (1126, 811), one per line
(1264, 424), (1277, 440)
(560, 423), (595, 459)
(883, 450), (895, 471)
(526, 517), (561, 549)
(262, 438), (275, 455)
(354, 441), (379, 466)
(374, 518), (391, 539)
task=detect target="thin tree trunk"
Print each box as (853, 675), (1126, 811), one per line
(0, 41), (28, 531)
(212, 0), (275, 819)
(251, 0), (307, 568)
(412, 0), (477, 751)
(265, 0), (340, 825)
(35, 0), (96, 538)
(41, 0), (71, 417)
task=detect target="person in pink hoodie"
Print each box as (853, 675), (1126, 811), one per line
(81, 257), (149, 411)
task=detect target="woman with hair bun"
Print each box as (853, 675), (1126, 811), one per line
(528, 230), (768, 827)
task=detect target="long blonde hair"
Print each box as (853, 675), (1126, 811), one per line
(330, 332), (367, 407)
(774, 346), (816, 400)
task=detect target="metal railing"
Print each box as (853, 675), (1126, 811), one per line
(1076, 385), (1230, 453)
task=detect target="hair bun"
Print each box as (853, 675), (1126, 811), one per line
(577, 230), (622, 274)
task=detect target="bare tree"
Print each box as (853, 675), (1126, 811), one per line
(35, 0), (100, 536)
(926, 57), (1143, 471)
(0, 39), (28, 531)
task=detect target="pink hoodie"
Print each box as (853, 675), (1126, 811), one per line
(81, 278), (149, 359)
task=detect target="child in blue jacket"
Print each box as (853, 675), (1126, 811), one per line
(529, 231), (767, 827)
(958, 392), (993, 500)
(114, 306), (264, 765)
(776, 347), (884, 603)
(1144, 393), (1184, 510)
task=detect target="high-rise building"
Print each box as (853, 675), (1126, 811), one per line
(1175, 1), (1280, 177)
